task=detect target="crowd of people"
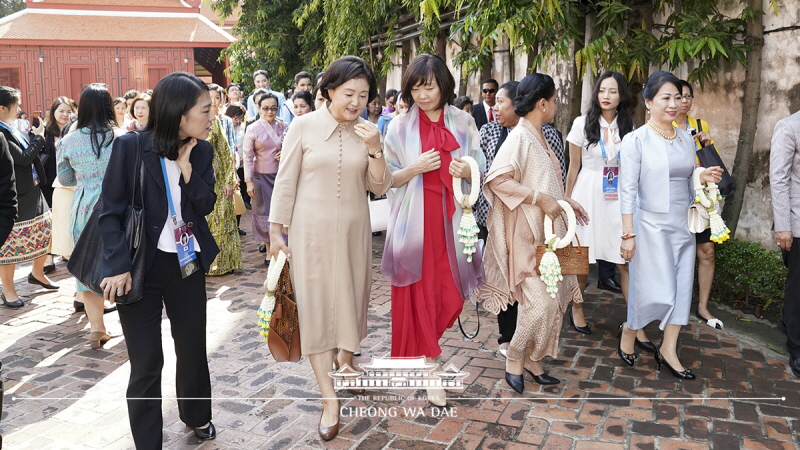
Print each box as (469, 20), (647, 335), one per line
(0, 52), (797, 449)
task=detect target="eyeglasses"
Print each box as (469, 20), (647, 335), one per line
(482, 89), (497, 94)
(681, 95), (693, 100)
(260, 107), (279, 112)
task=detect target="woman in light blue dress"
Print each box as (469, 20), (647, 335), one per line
(57, 83), (121, 349)
(618, 71), (723, 380)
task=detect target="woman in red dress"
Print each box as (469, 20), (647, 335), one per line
(382, 54), (485, 406)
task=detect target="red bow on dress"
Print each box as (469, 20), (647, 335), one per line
(420, 111), (461, 218)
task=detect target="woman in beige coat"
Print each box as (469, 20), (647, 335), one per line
(269, 56), (392, 441)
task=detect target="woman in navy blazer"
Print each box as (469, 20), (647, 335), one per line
(98, 72), (220, 449)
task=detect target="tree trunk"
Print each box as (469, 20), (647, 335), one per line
(721, 0), (764, 235)
(528, 43), (539, 73)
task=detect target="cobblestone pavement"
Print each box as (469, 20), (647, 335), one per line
(1, 216), (799, 449)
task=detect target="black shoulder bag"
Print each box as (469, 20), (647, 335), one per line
(695, 120), (735, 197)
(68, 133), (146, 304)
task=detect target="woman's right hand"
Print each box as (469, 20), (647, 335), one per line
(268, 222), (290, 260)
(246, 181), (255, 198)
(30, 119), (45, 137)
(620, 238), (636, 262)
(536, 193), (563, 219)
(410, 149), (441, 174)
(100, 272), (132, 303)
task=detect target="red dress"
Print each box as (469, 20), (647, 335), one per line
(391, 110), (464, 358)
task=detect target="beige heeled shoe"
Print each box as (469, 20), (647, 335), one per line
(88, 331), (111, 349)
(426, 387), (447, 407)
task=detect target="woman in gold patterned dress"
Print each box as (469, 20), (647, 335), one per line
(205, 97), (242, 276)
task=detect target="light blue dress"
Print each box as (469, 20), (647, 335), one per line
(57, 128), (118, 291)
(620, 126), (696, 330)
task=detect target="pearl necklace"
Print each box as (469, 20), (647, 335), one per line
(647, 120), (677, 144)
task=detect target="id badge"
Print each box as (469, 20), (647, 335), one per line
(173, 220), (199, 278)
(603, 166), (619, 201)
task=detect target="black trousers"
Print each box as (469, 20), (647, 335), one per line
(117, 250), (211, 450)
(597, 259), (616, 280)
(783, 238), (800, 358)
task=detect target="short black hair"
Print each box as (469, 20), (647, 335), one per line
(0, 86), (20, 109)
(642, 71), (682, 107)
(678, 79), (694, 98)
(224, 102), (246, 118)
(385, 88), (398, 102)
(226, 83), (241, 92)
(147, 72), (209, 160)
(253, 70), (270, 80)
(292, 91), (315, 111)
(481, 78), (499, 88)
(400, 54), (455, 110)
(498, 81), (519, 102)
(251, 88), (268, 106)
(123, 89), (139, 100)
(318, 56), (377, 103)
(453, 96), (473, 110)
(258, 92), (278, 109)
(294, 71), (312, 84)
(514, 73), (556, 117)
(315, 72), (325, 82)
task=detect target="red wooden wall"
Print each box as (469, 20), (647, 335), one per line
(0, 45), (212, 117)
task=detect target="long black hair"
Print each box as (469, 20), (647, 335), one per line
(584, 71), (635, 146)
(147, 72), (208, 160)
(46, 97), (76, 137)
(75, 83), (116, 158)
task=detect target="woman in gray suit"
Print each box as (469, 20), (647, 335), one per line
(617, 71), (722, 380)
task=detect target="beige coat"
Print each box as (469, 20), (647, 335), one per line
(270, 105), (393, 355)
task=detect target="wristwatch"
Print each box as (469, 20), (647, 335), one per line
(369, 150), (383, 159)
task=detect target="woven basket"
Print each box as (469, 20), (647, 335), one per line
(534, 215), (589, 276)
(268, 261), (302, 362)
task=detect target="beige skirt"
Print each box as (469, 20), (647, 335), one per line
(50, 185), (75, 257)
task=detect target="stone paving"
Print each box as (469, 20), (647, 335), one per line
(1, 215), (799, 449)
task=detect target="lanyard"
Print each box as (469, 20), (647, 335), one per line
(0, 121), (29, 146)
(159, 157), (179, 226)
(599, 136), (619, 164)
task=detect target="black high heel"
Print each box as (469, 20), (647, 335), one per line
(505, 372), (525, 394)
(636, 338), (657, 353)
(617, 323), (637, 367)
(524, 368), (560, 385)
(654, 348), (696, 380)
(569, 307), (591, 335)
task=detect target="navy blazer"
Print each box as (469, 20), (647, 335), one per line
(0, 125), (46, 197)
(471, 102), (489, 130)
(98, 131), (219, 278)
(0, 133), (17, 242)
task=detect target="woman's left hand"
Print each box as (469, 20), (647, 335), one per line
(223, 184), (234, 199)
(355, 122), (381, 154)
(695, 131), (712, 147)
(100, 272), (132, 302)
(449, 157), (471, 179)
(563, 197), (590, 226)
(701, 166), (723, 184)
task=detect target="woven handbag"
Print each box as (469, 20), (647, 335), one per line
(534, 215), (589, 276)
(257, 252), (302, 362)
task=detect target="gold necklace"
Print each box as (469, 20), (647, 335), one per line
(647, 120), (677, 144)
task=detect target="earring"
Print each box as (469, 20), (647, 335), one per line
(543, 108), (546, 112)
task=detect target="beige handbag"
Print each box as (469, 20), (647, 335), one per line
(233, 189), (247, 215)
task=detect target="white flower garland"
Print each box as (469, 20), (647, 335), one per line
(452, 155), (481, 262)
(692, 167), (731, 244)
(539, 200), (577, 298)
(257, 250), (288, 341)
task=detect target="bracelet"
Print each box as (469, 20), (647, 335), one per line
(531, 191), (539, 205)
(621, 233), (636, 240)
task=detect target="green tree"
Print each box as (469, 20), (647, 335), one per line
(0, 0), (24, 18)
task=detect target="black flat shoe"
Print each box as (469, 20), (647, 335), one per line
(617, 324), (637, 367)
(597, 277), (623, 294)
(193, 422), (216, 440)
(238, 228), (247, 236)
(524, 369), (560, 385)
(258, 244), (267, 253)
(636, 338), (657, 353)
(27, 273), (59, 290)
(43, 264), (56, 274)
(654, 349), (696, 380)
(505, 372), (525, 394)
(264, 258), (270, 267)
(1, 293), (23, 308)
(74, 300), (85, 313)
(569, 308), (591, 335)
